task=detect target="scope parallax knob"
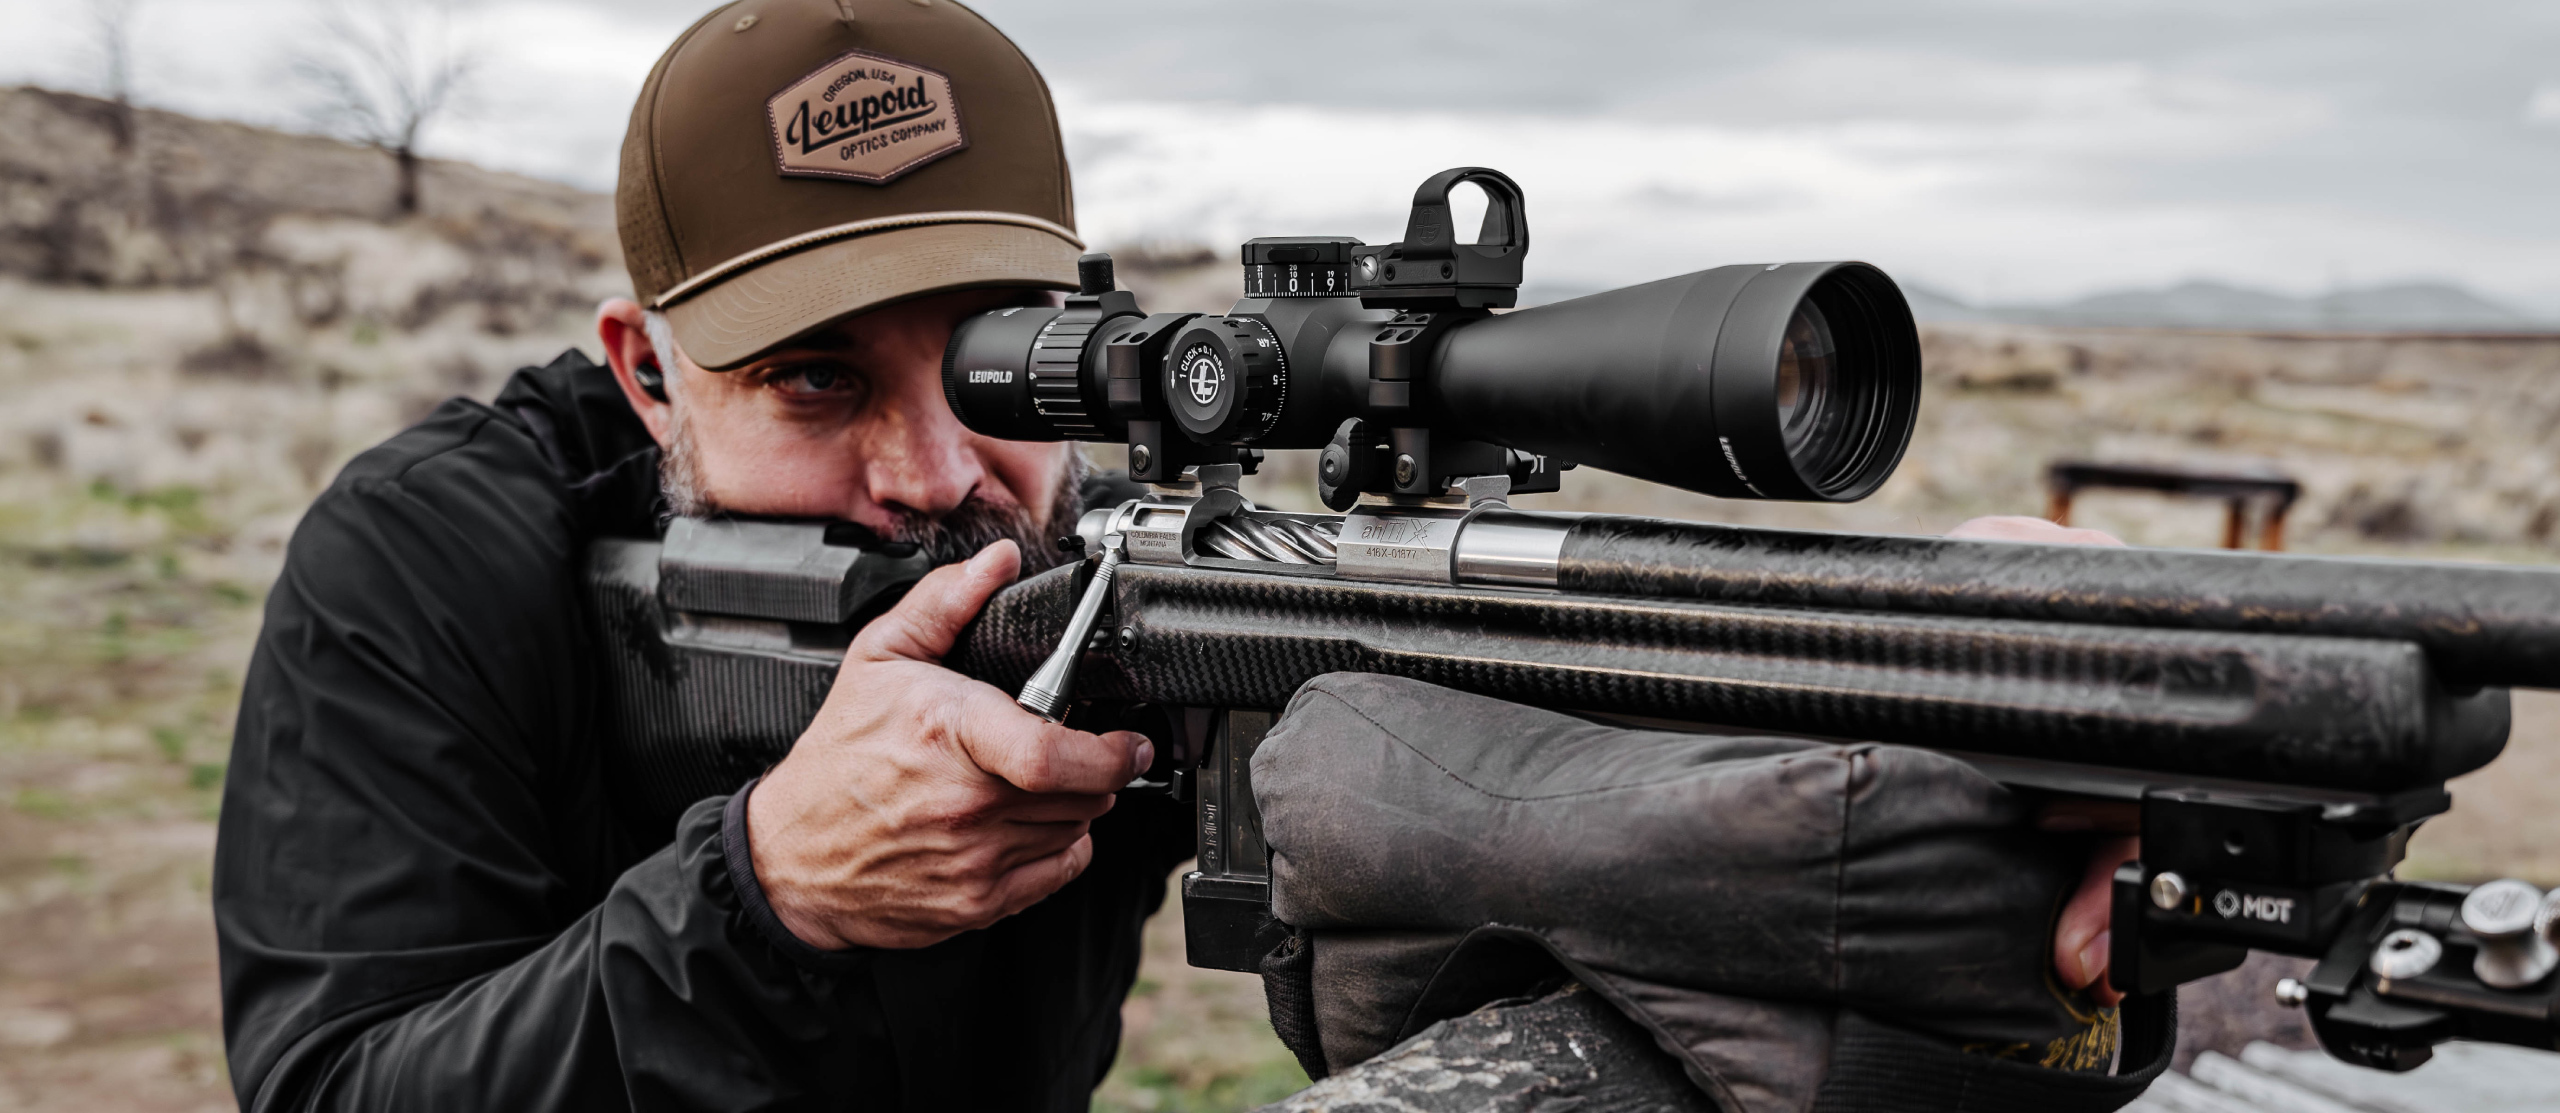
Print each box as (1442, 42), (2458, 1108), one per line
(1163, 317), (1289, 444)
(2463, 879), (2560, 989)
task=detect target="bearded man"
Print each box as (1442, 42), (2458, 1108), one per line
(215, 3), (1179, 1109)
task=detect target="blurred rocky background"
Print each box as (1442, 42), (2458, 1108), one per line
(2, 85), (2556, 1111)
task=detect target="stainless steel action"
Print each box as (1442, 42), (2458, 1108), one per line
(1105, 495), (1577, 587)
(1192, 514), (1341, 564)
(1198, 516), (1314, 563)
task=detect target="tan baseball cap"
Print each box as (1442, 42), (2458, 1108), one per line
(618, 0), (1082, 370)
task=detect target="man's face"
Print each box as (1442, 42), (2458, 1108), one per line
(598, 288), (1077, 565)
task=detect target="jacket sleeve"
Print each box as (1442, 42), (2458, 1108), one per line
(214, 411), (875, 1111)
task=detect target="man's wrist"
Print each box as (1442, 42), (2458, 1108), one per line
(725, 778), (866, 967)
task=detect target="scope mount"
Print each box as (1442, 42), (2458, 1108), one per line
(1270, 168), (1562, 508)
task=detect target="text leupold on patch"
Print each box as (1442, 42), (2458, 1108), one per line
(765, 49), (967, 184)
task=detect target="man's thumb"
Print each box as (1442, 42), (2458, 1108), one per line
(852, 540), (1020, 663)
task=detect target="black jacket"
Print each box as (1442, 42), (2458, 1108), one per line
(214, 351), (1189, 1111)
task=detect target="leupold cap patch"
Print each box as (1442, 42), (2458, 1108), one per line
(766, 49), (967, 184)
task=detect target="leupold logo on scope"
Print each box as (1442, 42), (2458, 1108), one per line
(1181, 346), (1225, 406)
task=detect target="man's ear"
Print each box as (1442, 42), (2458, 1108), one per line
(596, 297), (675, 445)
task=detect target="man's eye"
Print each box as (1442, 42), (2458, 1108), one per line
(773, 365), (850, 395)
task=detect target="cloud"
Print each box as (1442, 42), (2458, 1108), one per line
(1056, 84), (2560, 313)
(1, 1), (2555, 314)
(2530, 83), (2560, 127)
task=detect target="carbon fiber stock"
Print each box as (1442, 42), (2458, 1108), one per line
(945, 561), (2510, 795)
(1559, 518), (2560, 690)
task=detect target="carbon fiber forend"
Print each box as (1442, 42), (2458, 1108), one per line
(944, 563), (2508, 793)
(1557, 517), (2560, 690)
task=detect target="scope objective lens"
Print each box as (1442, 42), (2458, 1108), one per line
(1776, 299), (1837, 468)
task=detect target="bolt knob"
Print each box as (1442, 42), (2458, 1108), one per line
(2463, 879), (2560, 989)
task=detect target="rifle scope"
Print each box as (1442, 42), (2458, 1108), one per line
(941, 167), (1922, 505)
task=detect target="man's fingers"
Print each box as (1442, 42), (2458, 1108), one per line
(997, 792), (1118, 827)
(956, 685), (1153, 795)
(1946, 515), (2127, 548)
(851, 541), (1022, 664)
(986, 818), (1099, 875)
(2055, 835), (2140, 1007)
(987, 833), (1096, 920)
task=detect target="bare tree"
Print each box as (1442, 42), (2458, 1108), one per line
(289, 0), (478, 217)
(89, 0), (142, 150)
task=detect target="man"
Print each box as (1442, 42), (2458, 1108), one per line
(217, 3), (1182, 1109)
(214, 1), (2133, 1109)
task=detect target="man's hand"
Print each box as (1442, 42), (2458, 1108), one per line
(744, 540), (1153, 950)
(1946, 515), (2138, 1006)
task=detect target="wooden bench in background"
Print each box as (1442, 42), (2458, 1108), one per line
(2047, 460), (2303, 550)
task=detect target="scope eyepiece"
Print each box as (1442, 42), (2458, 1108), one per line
(939, 169), (1922, 503)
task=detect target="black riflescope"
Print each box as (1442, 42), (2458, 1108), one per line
(940, 167), (1922, 504)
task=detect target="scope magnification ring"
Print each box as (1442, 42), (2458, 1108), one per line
(1163, 317), (1289, 443)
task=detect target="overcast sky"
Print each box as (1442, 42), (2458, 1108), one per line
(4, 0), (2557, 311)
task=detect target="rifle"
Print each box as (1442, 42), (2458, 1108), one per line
(584, 169), (2560, 1073)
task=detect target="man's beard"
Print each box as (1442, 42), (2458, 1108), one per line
(659, 402), (1087, 577)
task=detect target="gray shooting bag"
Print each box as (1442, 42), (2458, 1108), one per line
(1251, 673), (2174, 1113)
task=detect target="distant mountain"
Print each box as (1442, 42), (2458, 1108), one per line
(1909, 279), (2551, 332)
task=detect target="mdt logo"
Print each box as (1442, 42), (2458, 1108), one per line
(2213, 888), (2295, 924)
